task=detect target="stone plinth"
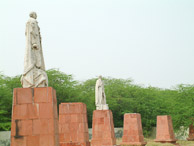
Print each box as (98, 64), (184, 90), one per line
(11, 87), (59, 146)
(120, 113), (146, 146)
(187, 124), (194, 141)
(59, 103), (90, 146)
(154, 115), (177, 145)
(91, 110), (116, 146)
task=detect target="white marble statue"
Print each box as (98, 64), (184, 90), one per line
(21, 12), (48, 88)
(95, 76), (109, 110)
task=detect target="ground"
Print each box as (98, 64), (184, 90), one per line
(116, 138), (194, 146)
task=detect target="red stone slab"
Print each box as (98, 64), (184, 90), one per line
(154, 115), (178, 145)
(91, 110), (116, 146)
(59, 103), (90, 146)
(120, 113), (146, 146)
(16, 88), (33, 104)
(11, 87), (59, 146)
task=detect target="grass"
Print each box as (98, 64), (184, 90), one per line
(116, 138), (194, 146)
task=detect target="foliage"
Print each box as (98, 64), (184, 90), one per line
(0, 139), (10, 146)
(0, 73), (21, 131)
(0, 69), (194, 137)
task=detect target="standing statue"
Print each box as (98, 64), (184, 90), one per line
(95, 76), (109, 110)
(21, 12), (48, 88)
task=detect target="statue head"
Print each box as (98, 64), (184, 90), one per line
(99, 75), (102, 79)
(29, 12), (37, 19)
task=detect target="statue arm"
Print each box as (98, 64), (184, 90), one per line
(30, 22), (38, 50)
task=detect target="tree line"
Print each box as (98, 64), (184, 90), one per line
(0, 69), (194, 136)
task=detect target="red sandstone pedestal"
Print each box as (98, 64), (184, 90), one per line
(120, 113), (146, 146)
(154, 115), (178, 145)
(91, 110), (116, 146)
(187, 124), (194, 141)
(11, 87), (59, 146)
(59, 103), (90, 146)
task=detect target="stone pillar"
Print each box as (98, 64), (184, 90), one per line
(187, 124), (194, 141)
(11, 87), (59, 146)
(91, 110), (116, 146)
(59, 103), (90, 146)
(120, 113), (146, 146)
(154, 115), (177, 145)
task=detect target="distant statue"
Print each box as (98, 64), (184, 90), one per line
(95, 76), (109, 110)
(21, 12), (48, 88)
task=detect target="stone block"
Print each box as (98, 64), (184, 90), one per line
(11, 87), (59, 146)
(39, 134), (55, 146)
(13, 104), (28, 120)
(91, 110), (116, 146)
(16, 88), (33, 104)
(11, 137), (27, 146)
(27, 104), (39, 119)
(59, 102), (90, 146)
(154, 115), (177, 145)
(39, 103), (54, 119)
(34, 87), (53, 103)
(17, 120), (33, 136)
(120, 113), (146, 146)
(26, 136), (40, 146)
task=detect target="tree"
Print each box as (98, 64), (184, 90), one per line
(0, 73), (21, 130)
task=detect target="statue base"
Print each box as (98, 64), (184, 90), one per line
(120, 113), (147, 146)
(91, 110), (116, 146)
(11, 87), (59, 146)
(96, 104), (109, 110)
(154, 115), (178, 145)
(59, 103), (90, 146)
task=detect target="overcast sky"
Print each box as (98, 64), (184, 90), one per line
(0, 0), (194, 89)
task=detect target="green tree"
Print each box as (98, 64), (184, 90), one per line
(0, 73), (21, 130)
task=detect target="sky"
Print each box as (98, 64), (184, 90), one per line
(0, 0), (194, 89)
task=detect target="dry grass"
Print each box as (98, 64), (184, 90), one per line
(116, 138), (194, 146)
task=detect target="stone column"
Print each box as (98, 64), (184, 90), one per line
(59, 103), (90, 146)
(91, 110), (116, 146)
(11, 87), (59, 146)
(120, 113), (146, 146)
(154, 115), (177, 145)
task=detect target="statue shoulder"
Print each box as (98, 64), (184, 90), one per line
(27, 18), (37, 26)
(96, 79), (102, 86)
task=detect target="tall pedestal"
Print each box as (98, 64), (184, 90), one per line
(187, 124), (194, 141)
(154, 115), (177, 145)
(121, 113), (146, 146)
(59, 103), (90, 146)
(91, 110), (116, 146)
(11, 87), (59, 146)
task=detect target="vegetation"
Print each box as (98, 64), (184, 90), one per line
(0, 69), (194, 137)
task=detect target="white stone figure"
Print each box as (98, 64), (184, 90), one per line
(21, 12), (48, 88)
(95, 76), (109, 110)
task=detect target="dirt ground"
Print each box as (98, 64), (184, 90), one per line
(116, 138), (194, 146)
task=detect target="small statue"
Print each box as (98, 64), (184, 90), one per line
(95, 76), (109, 110)
(21, 12), (48, 88)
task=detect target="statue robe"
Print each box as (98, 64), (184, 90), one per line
(21, 17), (48, 88)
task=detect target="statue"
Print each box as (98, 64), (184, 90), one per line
(95, 76), (109, 110)
(21, 12), (48, 88)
